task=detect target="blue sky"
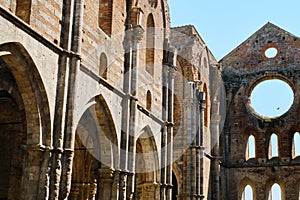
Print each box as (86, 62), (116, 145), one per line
(168, 0), (300, 61)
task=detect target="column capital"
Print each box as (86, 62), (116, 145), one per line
(133, 25), (144, 43)
(98, 168), (115, 180)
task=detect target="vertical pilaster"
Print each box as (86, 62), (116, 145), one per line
(127, 22), (144, 200)
(160, 124), (168, 200)
(211, 101), (220, 200)
(197, 90), (206, 200)
(22, 145), (51, 199)
(181, 81), (198, 200)
(166, 65), (175, 200)
(98, 168), (114, 200)
(160, 57), (169, 199)
(119, 171), (128, 200)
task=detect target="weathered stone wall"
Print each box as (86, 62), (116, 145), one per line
(221, 22), (300, 200)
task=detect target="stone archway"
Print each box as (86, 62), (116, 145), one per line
(0, 90), (25, 200)
(0, 42), (51, 199)
(70, 95), (119, 200)
(134, 126), (160, 199)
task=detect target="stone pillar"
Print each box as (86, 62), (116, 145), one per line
(197, 90), (206, 200)
(59, 149), (74, 199)
(69, 182), (97, 200)
(166, 67), (175, 200)
(37, 147), (51, 199)
(160, 124), (168, 200)
(22, 145), (51, 199)
(210, 101), (220, 200)
(49, 149), (63, 200)
(160, 54), (170, 200)
(127, 23), (144, 200)
(69, 184), (80, 200)
(119, 24), (131, 199)
(97, 168), (115, 200)
(119, 171), (128, 200)
(181, 81), (198, 200)
(111, 170), (120, 200)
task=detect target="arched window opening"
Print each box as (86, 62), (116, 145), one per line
(203, 84), (208, 127)
(172, 172), (178, 200)
(98, 0), (113, 36)
(146, 90), (152, 110)
(99, 53), (108, 79)
(242, 185), (253, 200)
(203, 57), (208, 68)
(16, 0), (32, 23)
(246, 135), (256, 160)
(293, 132), (300, 158)
(269, 133), (279, 158)
(269, 183), (282, 200)
(146, 14), (155, 76)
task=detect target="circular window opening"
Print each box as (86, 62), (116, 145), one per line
(265, 47), (278, 58)
(250, 79), (294, 118)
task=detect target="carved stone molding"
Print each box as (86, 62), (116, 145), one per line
(98, 168), (114, 180)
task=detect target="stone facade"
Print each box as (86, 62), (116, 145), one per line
(0, 1), (299, 200)
(220, 23), (300, 200)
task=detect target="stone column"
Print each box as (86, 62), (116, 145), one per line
(196, 89), (206, 200)
(119, 24), (131, 199)
(160, 124), (168, 200)
(181, 81), (198, 200)
(69, 184), (80, 200)
(126, 20), (144, 200)
(89, 183), (97, 200)
(160, 52), (170, 200)
(69, 182), (97, 200)
(119, 171), (128, 200)
(37, 147), (52, 199)
(166, 67), (175, 200)
(98, 168), (114, 200)
(139, 183), (160, 199)
(210, 101), (220, 200)
(22, 145), (51, 199)
(111, 170), (120, 200)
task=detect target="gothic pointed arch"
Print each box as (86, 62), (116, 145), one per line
(269, 133), (279, 159)
(266, 179), (285, 200)
(246, 135), (256, 160)
(146, 13), (155, 76)
(135, 126), (160, 199)
(0, 42), (51, 145)
(71, 95), (119, 199)
(239, 177), (256, 200)
(0, 42), (51, 199)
